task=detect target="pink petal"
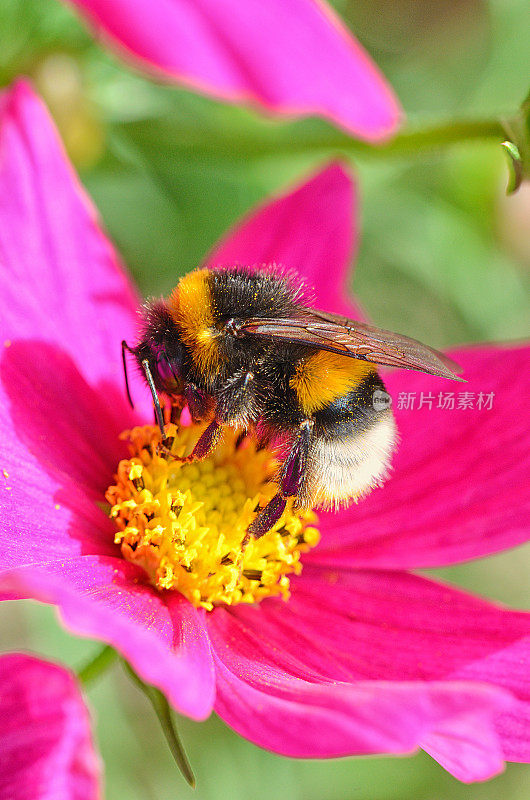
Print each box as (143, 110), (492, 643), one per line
(209, 604), (512, 781)
(0, 305), (217, 722)
(207, 162), (362, 317)
(67, 0), (400, 140)
(0, 334), (135, 573)
(311, 344), (530, 569)
(0, 653), (100, 800)
(421, 718), (506, 784)
(0, 80), (147, 409)
(0, 80), (143, 575)
(209, 565), (530, 779)
(294, 567), (530, 770)
(0, 560), (215, 721)
(214, 657), (508, 781)
(0, 80), (214, 720)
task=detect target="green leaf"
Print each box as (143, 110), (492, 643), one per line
(78, 644), (118, 686)
(502, 140), (523, 193)
(121, 659), (195, 788)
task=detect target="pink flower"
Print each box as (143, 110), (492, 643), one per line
(0, 653), (101, 800)
(64, 0), (400, 141)
(0, 80), (529, 783)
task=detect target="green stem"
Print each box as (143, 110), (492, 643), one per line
(122, 660), (195, 788)
(250, 117), (509, 159)
(363, 118), (508, 157)
(78, 645), (117, 686)
(129, 115), (511, 161)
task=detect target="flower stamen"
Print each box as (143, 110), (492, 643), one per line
(106, 423), (319, 610)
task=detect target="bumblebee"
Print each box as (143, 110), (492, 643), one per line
(123, 266), (461, 538)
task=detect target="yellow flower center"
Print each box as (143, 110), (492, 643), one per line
(105, 423), (319, 610)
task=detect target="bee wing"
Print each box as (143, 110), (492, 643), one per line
(240, 307), (463, 381)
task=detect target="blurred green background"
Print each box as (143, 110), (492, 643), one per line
(0, 0), (529, 797)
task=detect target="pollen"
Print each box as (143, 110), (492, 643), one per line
(106, 423), (319, 610)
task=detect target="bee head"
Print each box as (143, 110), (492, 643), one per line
(132, 299), (187, 396)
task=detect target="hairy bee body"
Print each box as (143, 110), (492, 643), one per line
(132, 267), (397, 530)
(128, 265), (462, 536)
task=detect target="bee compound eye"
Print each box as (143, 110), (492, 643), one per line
(157, 355), (176, 383)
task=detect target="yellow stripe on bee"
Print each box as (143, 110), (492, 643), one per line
(169, 269), (218, 374)
(291, 350), (375, 415)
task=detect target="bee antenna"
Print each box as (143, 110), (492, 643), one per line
(141, 358), (166, 438)
(121, 340), (135, 409)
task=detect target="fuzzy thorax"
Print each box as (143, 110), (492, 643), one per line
(106, 424), (319, 610)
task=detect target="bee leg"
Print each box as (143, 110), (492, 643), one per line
(183, 383), (213, 423)
(245, 419), (314, 541)
(174, 419), (223, 463)
(217, 370), (259, 427)
(281, 419), (313, 498)
(244, 493), (287, 541)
